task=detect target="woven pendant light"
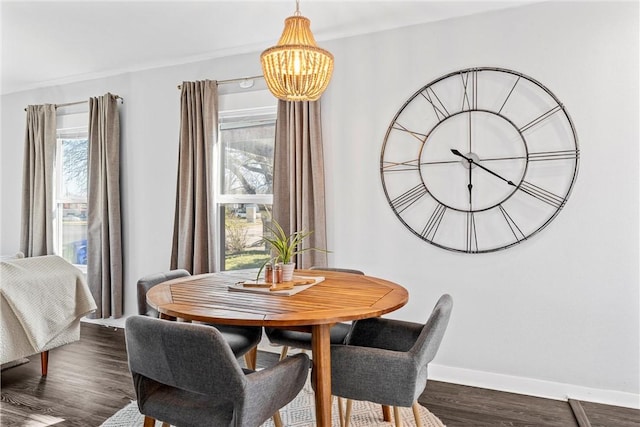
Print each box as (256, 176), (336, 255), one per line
(260, 1), (334, 101)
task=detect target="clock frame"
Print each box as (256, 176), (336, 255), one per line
(380, 67), (579, 253)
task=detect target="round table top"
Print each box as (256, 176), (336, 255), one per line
(146, 269), (409, 327)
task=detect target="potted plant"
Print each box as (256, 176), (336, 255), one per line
(260, 218), (328, 282)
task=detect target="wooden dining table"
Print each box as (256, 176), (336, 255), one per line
(146, 268), (409, 427)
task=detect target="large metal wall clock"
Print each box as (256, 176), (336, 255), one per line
(380, 67), (579, 253)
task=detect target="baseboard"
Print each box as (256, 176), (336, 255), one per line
(428, 363), (640, 410)
(259, 339), (639, 409)
(82, 315), (127, 329)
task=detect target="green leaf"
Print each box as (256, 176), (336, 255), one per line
(262, 218), (329, 264)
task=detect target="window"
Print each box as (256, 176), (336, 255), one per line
(54, 116), (88, 270)
(217, 106), (276, 270)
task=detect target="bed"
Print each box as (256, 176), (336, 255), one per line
(0, 255), (97, 375)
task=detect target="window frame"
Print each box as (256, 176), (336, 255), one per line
(215, 105), (277, 270)
(54, 122), (89, 271)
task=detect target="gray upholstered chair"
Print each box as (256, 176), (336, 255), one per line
(329, 294), (453, 427)
(264, 266), (364, 360)
(125, 315), (310, 427)
(137, 269), (263, 369)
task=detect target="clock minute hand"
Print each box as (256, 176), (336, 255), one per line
(468, 163), (472, 206)
(450, 149), (516, 186)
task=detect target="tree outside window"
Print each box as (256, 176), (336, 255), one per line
(218, 109), (275, 270)
(55, 129), (88, 267)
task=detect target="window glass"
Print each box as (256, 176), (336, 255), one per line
(55, 123), (88, 268)
(220, 119), (274, 195)
(59, 138), (88, 199)
(221, 204), (273, 270)
(218, 107), (275, 270)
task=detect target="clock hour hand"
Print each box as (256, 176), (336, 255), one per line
(450, 149), (516, 187)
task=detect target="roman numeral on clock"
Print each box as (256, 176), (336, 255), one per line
(466, 211), (478, 253)
(519, 104), (562, 133)
(421, 203), (446, 240)
(461, 69), (478, 111)
(421, 87), (450, 121)
(390, 122), (428, 143)
(528, 149), (579, 162)
(516, 180), (565, 208)
(498, 204), (526, 242)
(390, 184), (428, 214)
(382, 159), (420, 173)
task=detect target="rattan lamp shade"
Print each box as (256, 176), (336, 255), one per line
(261, 13), (334, 101)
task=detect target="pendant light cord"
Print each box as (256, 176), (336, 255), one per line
(295, 0), (301, 16)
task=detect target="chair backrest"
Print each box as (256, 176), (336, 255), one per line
(125, 315), (247, 399)
(332, 294), (452, 407)
(136, 269), (191, 316)
(413, 294), (453, 366)
(309, 266), (365, 275)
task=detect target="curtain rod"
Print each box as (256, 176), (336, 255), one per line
(177, 75), (264, 90)
(24, 95), (124, 111)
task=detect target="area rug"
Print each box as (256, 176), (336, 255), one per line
(100, 379), (445, 427)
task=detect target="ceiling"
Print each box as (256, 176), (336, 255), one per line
(1, 1), (532, 95)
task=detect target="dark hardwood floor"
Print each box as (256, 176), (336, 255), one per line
(1, 323), (638, 426)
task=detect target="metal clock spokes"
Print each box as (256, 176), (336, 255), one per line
(380, 67), (579, 254)
(419, 109), (528, 214)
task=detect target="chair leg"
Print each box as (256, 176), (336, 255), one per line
(337, 397), (345, 427)
(278, 345), (289, 361)
(393, 406), (402, 427)
(272, 410), (283, 427)
(412, 401), (424, 427)
(344, 399), (353, 427)
(161, 423), (170, 427)
(244, 346), (258, 370)
(382, 404), (392, 421)
(142, 416), (156, 427)
(40, 351), (49, 376)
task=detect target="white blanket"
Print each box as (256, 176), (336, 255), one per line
(0, 255), (97, 361)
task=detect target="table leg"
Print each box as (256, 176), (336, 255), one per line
(311, 324), (332, 427)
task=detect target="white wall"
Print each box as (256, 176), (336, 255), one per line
(1, 2), (638, 408)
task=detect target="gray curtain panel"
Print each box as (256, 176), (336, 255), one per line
(87, 93), (123, 318)
(273, 100), (328, 269)
(20, 104), (56, 257)
(170, 80), (217, 274)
